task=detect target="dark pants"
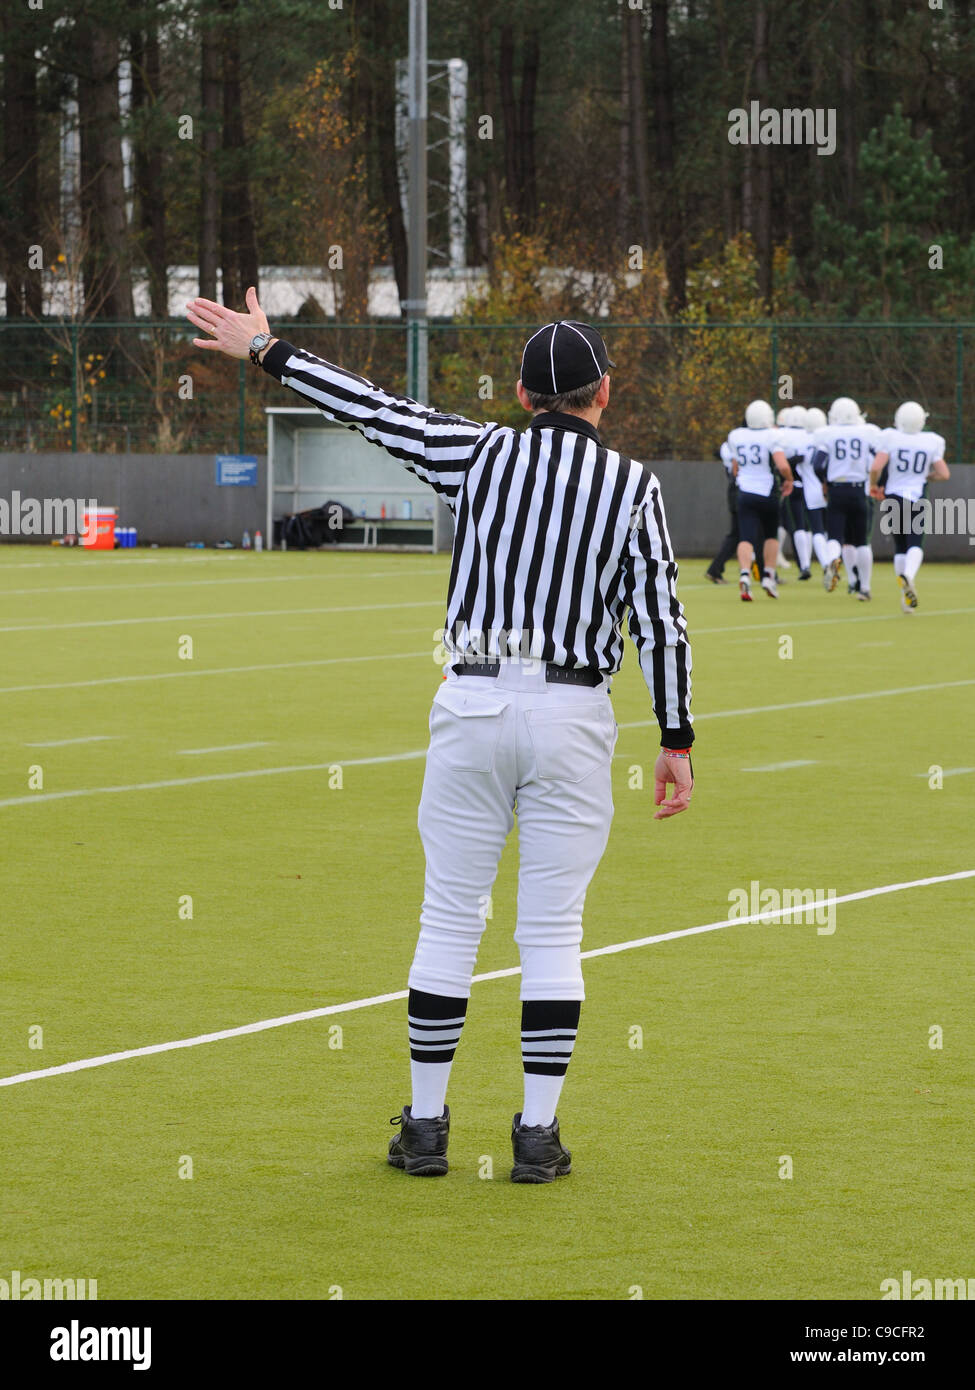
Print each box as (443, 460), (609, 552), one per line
(707, 479), (739, 578)
(738, 491), (779, 557)
(827, 483), (869, 548)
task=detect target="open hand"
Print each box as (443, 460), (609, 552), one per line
(653, 750), (694, 819)
(186, 286), (269, 360)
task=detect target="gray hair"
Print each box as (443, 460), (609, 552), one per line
(522, 379), (602, 413)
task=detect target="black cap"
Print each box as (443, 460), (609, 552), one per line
(520, 321), (616, 395)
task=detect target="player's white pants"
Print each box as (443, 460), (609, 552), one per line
(412, 662), (618, 1002)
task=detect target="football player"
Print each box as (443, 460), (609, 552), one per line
(727, 400), (794, 601)
(810, 397), (879, 601)
(795, 406), (831, 580)
(870, 401), (950, 612)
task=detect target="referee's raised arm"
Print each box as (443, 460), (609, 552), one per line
(186, 287), (488, 508)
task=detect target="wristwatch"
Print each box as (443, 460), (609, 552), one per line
(249, 331), (272, 365)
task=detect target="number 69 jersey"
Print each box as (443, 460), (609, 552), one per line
(810, 422), (880, 485)
(877, 428), (947, 500)
(726, 427), (784, 496)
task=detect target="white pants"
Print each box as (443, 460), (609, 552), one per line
(411, 662), (618, 1002)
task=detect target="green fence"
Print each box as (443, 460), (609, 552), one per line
(0, 319), (971, 462)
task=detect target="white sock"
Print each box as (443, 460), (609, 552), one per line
(905, 546), (924, 585)
(794, 530), (812, 570)
(521, 1073), (567, 1128)
(410, 1061), (452, 1119)
(856, 545), (873, 593)
(842, 543), (857, 576)
(813, 533), (830, 568)
(893, 553), (906, 577)
(827, 539), (842, 564)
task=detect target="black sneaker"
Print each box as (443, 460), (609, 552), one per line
(704, 571), (728, 585)
(510, 1113), (572, 1184)
(798, 568), (811, 581)
(388, 1105), (449, 1176)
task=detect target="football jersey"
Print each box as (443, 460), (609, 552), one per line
(797, 437), (826, 510)
(719, 440), (735, 476)
(727, 427), (784, 497)
(877, 428), (946, 501)
(811, 423), (880, 485)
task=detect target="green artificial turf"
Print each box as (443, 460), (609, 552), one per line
(0, 547), (972, 1299)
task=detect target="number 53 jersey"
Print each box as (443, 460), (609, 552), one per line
(877, 428), (947, 500)
(811, 423), (881, 485)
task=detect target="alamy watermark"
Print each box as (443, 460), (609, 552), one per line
(879, 495), (975, 545)
(0, 1268), (98, 1299)
(881, 1269), (975, 1300)
(727, 101), (836, 157)
(0, 493), (98, 538)
(728, 880), (836, 935)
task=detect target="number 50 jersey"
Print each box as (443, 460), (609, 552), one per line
(811, 423), (880, 485)
(877, 428), (947, 500)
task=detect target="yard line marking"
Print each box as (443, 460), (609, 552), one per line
(4, 677), (975, 809)
(0, 598), (443, 633)
(1, 868), (971, 1090)
(0, 748), (427, 809)
(691, 605), (975, 638)
(741, 760), (817, 772)
(912, 767), (974, 778)
(3, 566), (446, 597)
(23, 735), (116, 748)
(617, 678), (975, 730)
(177, 742), (271, 756)
(0, 648), (435, 696)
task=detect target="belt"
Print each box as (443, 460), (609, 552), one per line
(451, 659), (604, 688)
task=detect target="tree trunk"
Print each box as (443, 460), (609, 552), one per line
(368, 0), (409, 310)
(839, 45), (857, 213)
(220, 0), (259, 306)
(499, 24), (518, 229)
(1, 6), (42, 317)
(129, 17), (168, 319)
(628, 9), (652, 250)
(199, 18), (220, 302)
(518, 30), (539, 230)
(715, 0), (735, 238)
(752, 0), (772, 310)
(650, 1), (685, 313)
(77, 19), (135, 320)
(619, 5), (631, 251)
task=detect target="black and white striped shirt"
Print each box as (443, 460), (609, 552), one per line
(262, 340), (694, 747)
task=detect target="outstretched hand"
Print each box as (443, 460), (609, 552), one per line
(653, 750), (694, 819)
(186, 286), (269, 360)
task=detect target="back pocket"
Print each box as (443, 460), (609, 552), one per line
(526, 702), (618, 782)
(428, 684), (509, 773)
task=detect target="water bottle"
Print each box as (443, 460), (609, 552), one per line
(359, 499), (367, 518)
(242, 529), (251, 549)
(402, 499), (412, 520)
(255, 530), (263, 552)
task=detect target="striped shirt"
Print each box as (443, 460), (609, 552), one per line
(262, 340), (693, 746)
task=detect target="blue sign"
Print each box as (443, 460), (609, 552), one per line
(215, 454), (258, 487)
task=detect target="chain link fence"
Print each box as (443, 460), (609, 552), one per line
(1, 319), (971, 462)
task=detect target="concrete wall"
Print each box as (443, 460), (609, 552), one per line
(1, 452), (973, 557)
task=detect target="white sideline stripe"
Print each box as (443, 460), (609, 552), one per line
(691, 604), (975, 638)
(0, 648), (434, 696)
(0, 749), (427, 808)
(741, 760), (817, 772)
(23, 735), (116, 748)
(0, 598), (442, 634)
(177, 742), (270, 756)
(617, 678), (975, 730)
(1, 869), (971, 1090)
(4, 566), (445, 597)
(4, 676), (975, 810)
(912, 767), (974, 778)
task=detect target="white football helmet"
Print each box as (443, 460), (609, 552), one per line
(776, 407), (792, 426)
(746, 400), (775, 429)
(828, 396), (860, 425)
(894, 401), (928, 433)
(805, 406), (827, 430)
(787, 406), (810, 429)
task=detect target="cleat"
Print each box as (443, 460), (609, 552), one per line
(761, 572), (779, 599)
(510, 1113), (572, 1184)
(739, 576), (753, 602)
(387, 1105), (450, 1176)
(798, 569), (812, 581)
(856, 590), (871, 602)
(823, 559), (841, 592)
(704, 571), (728, 585)
(778, 554), (792, 570)
(899, 576), (918, 612)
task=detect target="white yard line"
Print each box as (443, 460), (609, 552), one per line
(741, 760), (818, 772)
(0, 598), (443, 634)
(177, 742), (271, 756)
(3, 566), (446, 598)
(23, 735), (117, 748)
(1, 868), (971, 1090)
(911, 767), (974, 779)
(4, 677), (974, 810)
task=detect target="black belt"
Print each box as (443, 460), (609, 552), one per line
(451, 659), (604, 688)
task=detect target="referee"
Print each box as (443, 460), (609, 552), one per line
(187, 289), (694, 1184)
